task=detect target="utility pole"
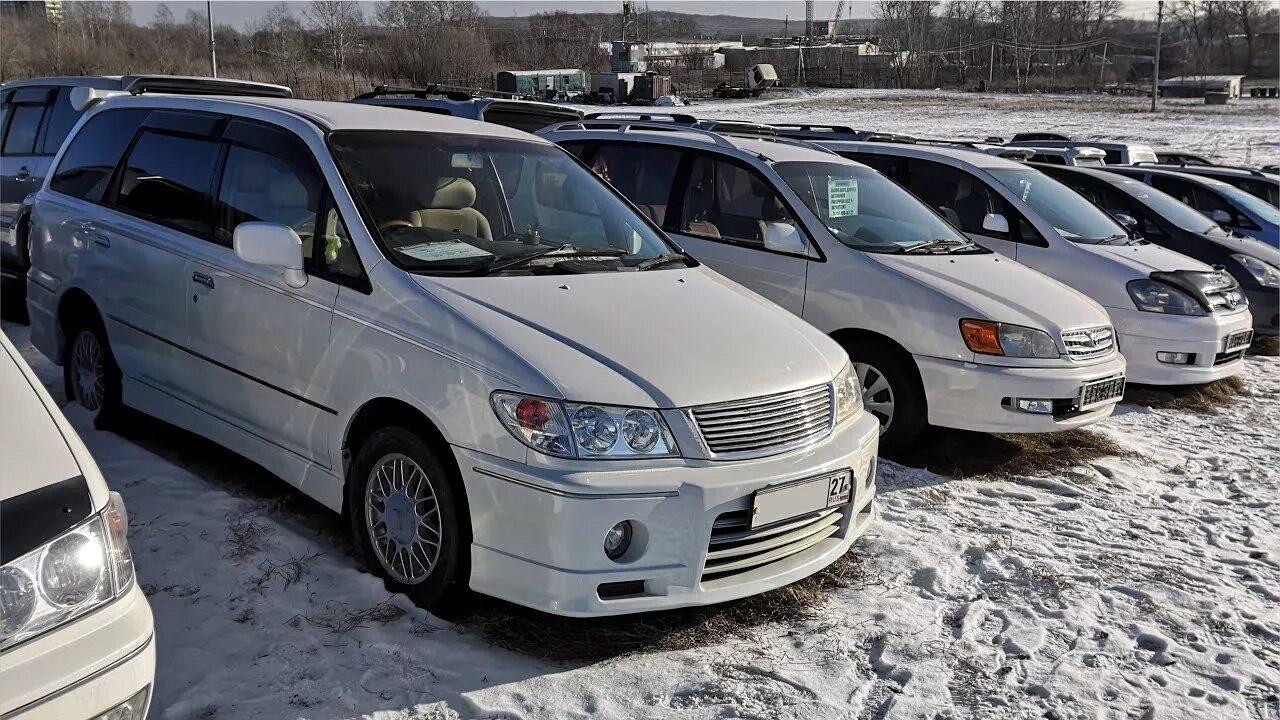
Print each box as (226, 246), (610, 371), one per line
(988, 40), (994, 85)
(1150, 0), (1163, 112)
(1098, 41), (1108, 87)
(206, 0), (217, 78)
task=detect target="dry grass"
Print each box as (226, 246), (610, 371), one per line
(890, 428), (1134, 480)
(1123, 376), (1246, 414)
(298, 600), (405, 635)
(458, 551), (872, 663)
(224, 514), (273, 561)
(1249, 335), (1279, 357)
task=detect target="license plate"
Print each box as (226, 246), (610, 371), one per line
(1079, 375), (1126, 410)
(1224, 330), (1253, 352)
(751, 470), (851, 530)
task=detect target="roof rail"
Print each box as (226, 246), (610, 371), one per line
(121, 75), (292, 99)
(771, 123), (859, 135)
(694, 119), (778, 137)
(538, 119), (737, 149)
(1138, 161), (1267, 176)
(354, 83), (519, 101)
(582, 112), (698, 124)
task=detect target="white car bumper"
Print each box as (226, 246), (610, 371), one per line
(1109, 306), (1253, 385)
(1, 584), (155, 720)
(917, 353), (1128, 434)
(455, 411), (880, 617)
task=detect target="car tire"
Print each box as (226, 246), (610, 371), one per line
(62, 316), (123, 428)
(843, 341), (927, 455)
(348, 426), (469, 613)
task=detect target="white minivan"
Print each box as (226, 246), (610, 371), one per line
(822, 142), (1254, 384)
(1, 332), (153, 720)
(26, 85), (880, 617)
(541, 120), (1127, 453)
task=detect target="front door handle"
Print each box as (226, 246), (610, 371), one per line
(192, 272), (215, 289)
(93, 234), (111, 248)
(15, 167), (32, 181)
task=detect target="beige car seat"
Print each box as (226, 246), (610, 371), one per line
(412, 178), (493, 241)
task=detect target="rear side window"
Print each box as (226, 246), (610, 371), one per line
(40, 88), (81, 154)
(49, 108), (150, 203)
(2, 104), (46, 155)
(588, 143), (683, 227)
(114, 131), (221, 237)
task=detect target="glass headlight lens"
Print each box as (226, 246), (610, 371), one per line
(1, 493), (135, 651)
(833, 363), (863, 424)
(960, 319), (1060, 358)
(1233, 254), (1280, 288)
(1127, 279), (1207, 315)
(492, 393), (677, 458)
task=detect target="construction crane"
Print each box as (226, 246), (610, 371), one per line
(829, 0), (845, 42)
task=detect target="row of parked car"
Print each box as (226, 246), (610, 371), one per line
(0, 75), (1275, 720)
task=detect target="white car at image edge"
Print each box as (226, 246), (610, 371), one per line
(0, 333), (154, 720)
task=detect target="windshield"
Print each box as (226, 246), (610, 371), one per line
(988, 168), (1126, 243)
(1116, 178), (1222, 235)
(329, 131), (674, 274)
(776, 161), (981, 253)
(1217, 182), (1280, 225)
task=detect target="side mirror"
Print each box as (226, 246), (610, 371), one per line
(1208, 209), (1232, 224)
(233, 222), (307, 288)
(1112, 212), (1138, 229)
(981, 212), (1010, 235)
(762, 222), (806, 254)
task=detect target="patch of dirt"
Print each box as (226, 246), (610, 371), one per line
(889, 428), (1135, 480)
(1248, 336), (1278, 357)
(1123, 376), (1245, 414)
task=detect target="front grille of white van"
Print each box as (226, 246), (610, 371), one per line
(690, 384), (833, 459)
(1061, 326), (1115, 360)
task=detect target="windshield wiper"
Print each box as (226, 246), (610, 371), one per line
(903, 238), (973, 254)
(473, 244), (628, 275)
(1095, 233), (1130, 245)
(636, 253), (693, 271)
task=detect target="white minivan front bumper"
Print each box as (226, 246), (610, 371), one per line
(454, 411), (880, 617)
(1109, 306), (1253, 385)
(917, 353), (1128, 434)
(1, 584), (155, 720)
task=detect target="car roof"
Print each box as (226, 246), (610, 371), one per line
(817, 140), (1028, 169)
(361, 96), (577, 114)
(1161, 165), (1279, 181)
(542, 124), (845, 164)
(1105, 165), (1236, 188)
(96, 94), (545, 143)
(1031, 163), (1140, 185)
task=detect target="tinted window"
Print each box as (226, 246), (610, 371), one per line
(1230, 178), (1279, 206)
(905, 159), (1003, 235)
(2, 104), (46, 155)
(1103, 149), (1123, 165)
(40, 88), (81, 154)
(215, 144), (321, 247)
(589, 143), (683, 227)
(115, 131), (220, 237)
(680, 156), (800, 248)
(49, 109), (150, 203)
(1030, 153), (1065, 165)
(989, 168), (1126, 243)
(481, 107), (580, 133)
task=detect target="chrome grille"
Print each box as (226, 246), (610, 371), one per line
(691, 384), (833, 459)
(702, 507), (844, 583)
(1205, 284), (1249, 314)
(1061, 326), (1115, 360)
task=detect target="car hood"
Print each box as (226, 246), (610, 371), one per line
(420, 268), (847, 408)
(0, 345), (81, 501)
(870, 252), (1110, 333)
(1198, 232), (1280, 266)
(1077, 241), (1213, 275)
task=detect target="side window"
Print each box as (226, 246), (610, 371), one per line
(39, 88), (81, 155)
(214, 143), (321, 247)
(1103, 149), (1123, 165)
(557, 141), (591, 161)
(1151, 175), (1196, 206)
(845, 153), (906, 183)
(904, 159), (1000, 234)
(679, 155), (799, 248)
(590, 143), (683, 227)
(1, 103), (47, 156)
(1031, 153), (1065, 165)
(49, 108), (151, 203)
(114, 130), (221, 237)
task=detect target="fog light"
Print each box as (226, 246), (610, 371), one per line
(603, 521), (633, 561)
(93, 685), (149, 720)
(1015, 398), (1054, 414)
(1157, 351), (1193, 364)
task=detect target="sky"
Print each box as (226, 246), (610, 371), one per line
(126, 0), (1160, 29)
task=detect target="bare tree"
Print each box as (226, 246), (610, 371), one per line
(305, 0), (363, 69)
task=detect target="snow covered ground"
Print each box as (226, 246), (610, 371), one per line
(5, 319), (1279, 720)
(3, 87), (1278, 720)
(582, 88), (1280, 168)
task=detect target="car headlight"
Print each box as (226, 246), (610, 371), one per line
(1233, 254), (1280, 289)
(959, 319), (1060, 358)
(1126, 279), (1207, 315)
(833, 363), (863, 424)
(1, 492), (134, 651)
(492, 392), (678, 458)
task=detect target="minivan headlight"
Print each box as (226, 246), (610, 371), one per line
(492, 392), (677, 458)
(959, 319), (1060, 358)
(1, 492), (134, 651)
(1233, 254), (1280, 288)
(833, 363), (863, 424)
(1126, 279), (1207, 315)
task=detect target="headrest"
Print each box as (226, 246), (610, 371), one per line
(426, 178), (477, 210)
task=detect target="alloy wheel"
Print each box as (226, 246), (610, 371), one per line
(854, 362), (895, 433)
(364, 453), (443, 585)
(70, 331), (106, 412)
